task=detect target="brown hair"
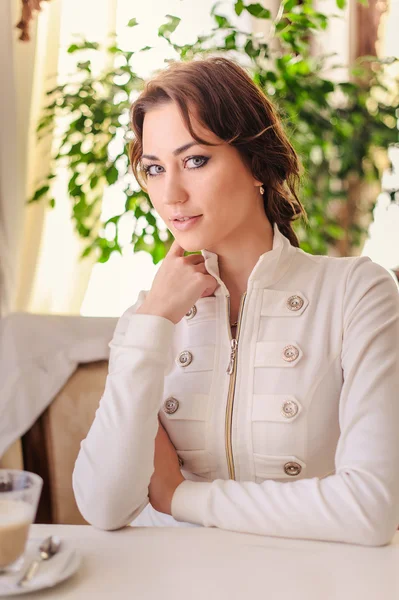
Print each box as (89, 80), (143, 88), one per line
(129, 56), (307, 247)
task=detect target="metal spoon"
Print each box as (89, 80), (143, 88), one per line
(17, 535), (62, 587)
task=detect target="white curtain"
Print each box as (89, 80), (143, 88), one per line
(13, 0), (63, 315)
(0, 0), (44, 317)
(0, 0), (118, 317)
(16, 0), (119, 315)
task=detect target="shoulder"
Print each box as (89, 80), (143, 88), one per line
(289, 249), (398, 318)
(292, 246), (398, 289)
(342, 255), (398, 292)
(340, 256), (399, 327)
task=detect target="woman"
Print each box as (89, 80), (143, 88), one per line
(73, 56), (399, 546)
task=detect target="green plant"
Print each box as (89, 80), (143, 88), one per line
(29, 0), (399, 262)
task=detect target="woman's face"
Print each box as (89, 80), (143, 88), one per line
(141, 101), (263, 253)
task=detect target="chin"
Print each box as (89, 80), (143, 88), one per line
(173, 234), (204, 254)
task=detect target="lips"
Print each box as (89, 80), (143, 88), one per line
(172, 215), (203, 231)
(172, 215), (201, 222)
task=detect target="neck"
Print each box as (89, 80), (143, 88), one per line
(213, 216), (274, 298)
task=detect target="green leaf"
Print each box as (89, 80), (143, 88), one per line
(336, 0), (346, 8)
(82, 41), (99, 50)
(127, 18), (139, 27)
(125, 195), (137, 211)
(224, 32), (237, 49)
(244, 39), (259, 58)
(158, 15), (181, 39)
(81, 244), (94, 259)
(146, 211), (157, 226)
(77, 223), (91, 237)
(77, 61), (91, 72)
(152, 241), (167, 264)
(245, 3), (271, 19)
(234, 0), (244, 16)
(214, 14), (230, 28)
(282, 0), (296, 11)
(325, 224), (345, 239)
(67, 44), (79, 54)
(105, 165), (119, 185)
(30, 185), (50, 202)
(89, 175), (99, 189)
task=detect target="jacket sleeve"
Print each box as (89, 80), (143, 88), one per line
(72, 290), (175, 530)
(171, 257), (399, 546)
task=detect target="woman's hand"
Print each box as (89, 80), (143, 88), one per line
(148, 420), (185, 515)
(136, 240), (218, 324)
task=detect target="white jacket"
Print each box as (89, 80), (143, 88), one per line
(72, 223), (399, 546)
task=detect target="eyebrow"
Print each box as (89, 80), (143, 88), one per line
(141, 141), (200, 161)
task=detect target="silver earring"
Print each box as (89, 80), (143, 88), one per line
(260, 185), (264, 195)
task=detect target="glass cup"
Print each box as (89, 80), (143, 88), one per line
(0, 470), (43, 574)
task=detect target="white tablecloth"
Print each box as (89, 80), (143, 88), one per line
(2, 524), (398, 599)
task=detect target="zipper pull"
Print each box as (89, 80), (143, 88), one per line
(227, 339), (238, 375)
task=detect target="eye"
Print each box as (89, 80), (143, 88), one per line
(185, 156), (209, 169)
(142, 164), (164, 177)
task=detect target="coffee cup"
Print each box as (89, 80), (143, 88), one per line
(0, 470), (43, 574)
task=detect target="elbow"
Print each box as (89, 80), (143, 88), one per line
(353, 530), (396, 548)
(73, 492), (136, 531)
(86, 517), (131, 532)
(359, 520), (398, 547)
(348, 507), (398, 547)
(75, 497), (129, 531)
(72, 475), (123, 531)
(337, 469), (399, 547)
(72, 468), (148, 531)
(82, 514), (130, 532)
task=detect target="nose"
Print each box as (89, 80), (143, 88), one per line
(163, 173), (188, 207)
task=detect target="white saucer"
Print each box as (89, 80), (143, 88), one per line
(0, 538), (82, 596)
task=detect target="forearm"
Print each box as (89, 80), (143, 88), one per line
(172, 468), (399, 546)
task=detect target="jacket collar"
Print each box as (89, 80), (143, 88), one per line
(200, 223), (297, 295)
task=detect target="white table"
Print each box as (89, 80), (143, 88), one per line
(5, 524), (399, 599)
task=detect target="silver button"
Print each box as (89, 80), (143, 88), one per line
(185, 305), (197, 320)
(282, 345), (300, 362)
(178, 455), (184, 468)
(176, 350), (193, 367)
(281, 400), (299, 418)
(284, 462), (302, 476)
(287, 295), (304, 311)
(163, 397), (179, 414)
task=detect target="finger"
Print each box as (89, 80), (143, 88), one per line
(200, 288), (216, 298)
(193, 262), (208, 274)
(184, 254), (205, 266)
(200, 275), (218, 297)
(167, 239), (185, 258)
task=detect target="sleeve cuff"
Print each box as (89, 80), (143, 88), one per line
(123, 313), (175, 351)
(171, 480), (212, 526)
